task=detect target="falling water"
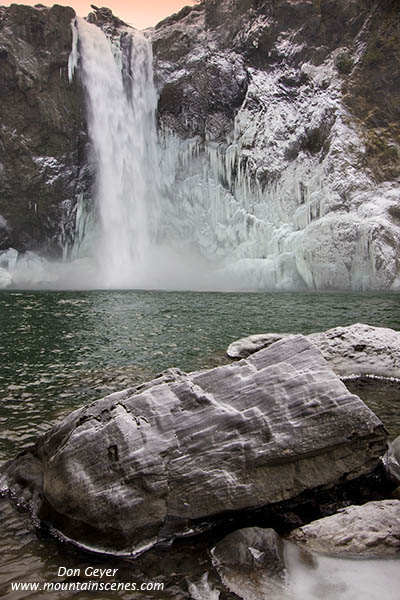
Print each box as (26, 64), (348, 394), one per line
(75, 18), (160, 288)
(68, 17), (305, 291)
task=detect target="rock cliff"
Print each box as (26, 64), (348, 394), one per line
(152, 0), (400, 290)
(1, 1), (399, 290)
(0, 4), (90, 257)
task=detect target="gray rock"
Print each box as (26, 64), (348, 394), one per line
(383, 435), (400, 485)
(211, 527), (285, 573)
(210, 528), (287, 600)
(3, 335), (388, 556)
(228, 324), (400, 378)
(289, 499), (400, 557)
(227, 334), (291, 359)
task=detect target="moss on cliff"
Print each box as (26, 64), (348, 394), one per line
(344, 0), (400, 182)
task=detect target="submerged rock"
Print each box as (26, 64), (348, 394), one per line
(289, 499), (400, 557)
(210, 528), (287, 600)
(3, 335), (388, 556)
(227, 324), (400, 379)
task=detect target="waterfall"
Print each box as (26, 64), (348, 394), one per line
(67, 19), (320, 291)
(74, 18), (160, 288)
(62, 17), (393, 293)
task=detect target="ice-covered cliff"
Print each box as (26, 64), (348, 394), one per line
(0, 0), (399, 290)
(152, 0), (400, 290)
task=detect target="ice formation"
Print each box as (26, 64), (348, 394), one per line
(2, 11), (399, 291)
(155, 64), (400, 291)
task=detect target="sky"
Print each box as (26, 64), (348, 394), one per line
(2, 1), (196, 29)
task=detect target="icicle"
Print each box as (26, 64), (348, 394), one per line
(68, 18), (79, 83)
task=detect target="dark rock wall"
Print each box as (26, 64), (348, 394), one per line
(153, 1), (249, 140)
(154, 0), (400, 182)
(0, 4), (90, 255)
(344, 0), (400, 182)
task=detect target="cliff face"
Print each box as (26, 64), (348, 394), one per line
(154, 0), (400, 156)
(0, 1), (399, 289)
(153, 0), (400, 290)
(0, 4), (90, 256)
(343, 0), (400, 182)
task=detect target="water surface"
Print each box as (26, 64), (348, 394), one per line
(1, 290), (399, 599)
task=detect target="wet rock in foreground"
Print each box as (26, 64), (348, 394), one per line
(2, 336), (388, 556)
(289, 499), (400, 557)
(210, 527), (287, 600)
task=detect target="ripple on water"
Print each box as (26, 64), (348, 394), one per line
(0, 289), (400, 596)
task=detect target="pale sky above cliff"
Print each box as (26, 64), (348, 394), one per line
(2, 1), (196, 29)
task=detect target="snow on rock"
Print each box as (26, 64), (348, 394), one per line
(152, 0), (400, 291)
(227, 323), (400, 379)
(227, 333), (292, 359)
(289, 500), (400, 557)
(308, 324), (400, 378)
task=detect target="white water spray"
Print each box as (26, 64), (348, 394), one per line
(75, 18), (160, 288)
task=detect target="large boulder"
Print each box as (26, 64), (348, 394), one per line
(227, 323), (400, 378)
(289, 499), (400, 557)
(3, 335), (388, 555)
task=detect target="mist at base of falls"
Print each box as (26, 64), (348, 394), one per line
(285, 543), (400, 600)
(2, 245), (304, 292)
